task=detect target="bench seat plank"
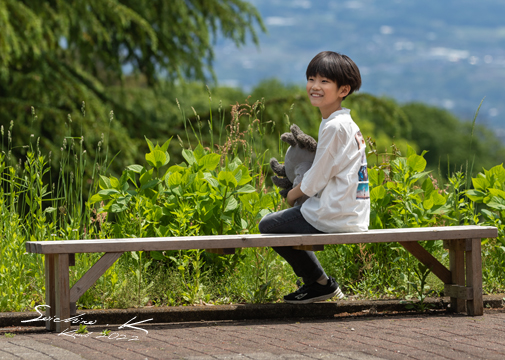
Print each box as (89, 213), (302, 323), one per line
(25, 225), (497, 254)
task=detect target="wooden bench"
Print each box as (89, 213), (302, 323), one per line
(25, 225), (497, 331)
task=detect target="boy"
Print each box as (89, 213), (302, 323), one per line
(258, 51), (370, 304)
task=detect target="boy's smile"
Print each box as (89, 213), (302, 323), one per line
(306, 74), (349, 119)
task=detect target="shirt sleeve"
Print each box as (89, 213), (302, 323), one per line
(300, 124), (341, 197)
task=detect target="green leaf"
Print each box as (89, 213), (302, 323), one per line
(199, 153), (221, 171)
(236, 184), (256, 194)
(486, 196), (505, 210)
(144, 136), (155, 152)
(139, 169), (153, 186)
(110, 176), (120, 190)
(370, 185), (386, 202)
(167, 164), (186, 173)
(472, 177), (490, 191)
(89, 193), (109, 204)
(465, 189), (486, 202)
(368, 168), (379, 186)
(234, 169), (243, 184)
(260, 194), (273, 209)
(98, 189), (120, 196)
(235, 166), (252, 185)
(423, 196), (434, 210)
(407, 154), (427, 173)
(116, 195), (131, 205)
(99, 175), (112, 190)
(218, 171), (238, 188)
(150, 251), (166, 261)
(140, 179), (159, 191)
(167, 172), (183, 187)
(432, 192), (446, 206)
(127, 164), (144, 173)
(488, 188), (505, 199)
(422, 177), (435, 197)
(407, 144), (417, 157)
(182, 172), (196, 187)
(224, 197), (238, 212)
(203, 173), (219, 188)
(182, 149), (196, 165)
(194, 143), (205, 160)
(43, 207), (57, 213)
(488, 164), (505, 185)
(146, 150), (168, 169)
(239, 192), (259, 212)
(111, 204), (126, 213)
(410, 171), (431, 182)
(160, 138), (172, 152)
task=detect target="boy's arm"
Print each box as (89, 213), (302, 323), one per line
(287, 183), (305, 207)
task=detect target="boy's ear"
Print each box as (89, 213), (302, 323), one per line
(338, 85), (351, 98)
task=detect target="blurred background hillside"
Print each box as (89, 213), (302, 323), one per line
(213, 0), (505, 141)
(1, 0), (504, 185)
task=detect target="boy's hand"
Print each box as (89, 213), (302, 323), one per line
(287, 183), (305, 207)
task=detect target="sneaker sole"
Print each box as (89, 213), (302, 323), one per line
(284, 287), (345, 304)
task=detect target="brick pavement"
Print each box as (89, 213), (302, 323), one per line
(1, 309), (504, 360)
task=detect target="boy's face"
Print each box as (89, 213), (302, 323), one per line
(306, 74), (349, 118)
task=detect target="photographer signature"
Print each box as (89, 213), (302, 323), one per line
(21, 305), (153, 337)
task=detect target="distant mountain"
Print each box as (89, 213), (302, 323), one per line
(212, 0), (505, 141)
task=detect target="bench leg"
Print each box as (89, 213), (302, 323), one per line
(466, 238), (483, 316)
(54, 254), (70, 332)
(449, 239), (466, 313)
(44, 254), (56, 331)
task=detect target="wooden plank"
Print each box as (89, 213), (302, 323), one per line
(292, 245), (324, 251)
(44, 254), (56, 331)
(444, 284), (473, 300)
(466, 238), (483, 316)
(24, 225), (499, 254)
(69, 252), (123, 303)
(399, 241), (452, 284)
(205, 248), (235, 255)
(449, 239), (466, 313)
(54, 254), (70, 332)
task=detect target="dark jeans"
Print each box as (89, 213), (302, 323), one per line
(258, 206), (327, 285)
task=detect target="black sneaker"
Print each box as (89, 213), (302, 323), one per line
(284, 276), (344, 304)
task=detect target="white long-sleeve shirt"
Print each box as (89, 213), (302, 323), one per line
(300, 108), (370, 233)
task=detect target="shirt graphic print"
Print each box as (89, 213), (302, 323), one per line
(355, 131), (369, 200)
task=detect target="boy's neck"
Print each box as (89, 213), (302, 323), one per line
(320, 102), (343, 119)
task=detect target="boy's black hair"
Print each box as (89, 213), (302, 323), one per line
(306, 51), (361, 99)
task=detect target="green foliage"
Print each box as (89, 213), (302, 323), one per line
(1, 0), (264, 177)
(402, 102), (505, 175)
(76, 324), (88, 334)
(89, 137), (265, 238)
(464, 164), (505, 288)
(403, 263), (435, 312)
